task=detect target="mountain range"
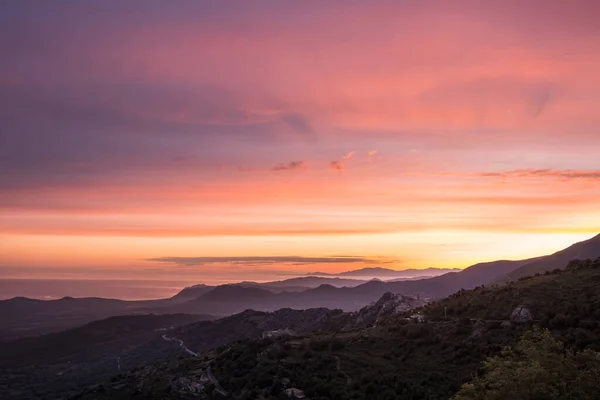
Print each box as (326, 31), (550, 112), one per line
(2, 234), (600, 343)
(1, 234), (600, 399)
(72, 256), (600, 400)
(304, 267), (461, 278)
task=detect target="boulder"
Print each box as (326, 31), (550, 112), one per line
(510, 305), (533, 324)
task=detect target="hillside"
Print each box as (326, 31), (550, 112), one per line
(171, 284), (214, 300)
(75, 258), (600, 400)
(0, 308), (346, 400)
(0, 314), (211, 368)
(0, 314), (213, 400)
(499, 233), (600, 282)
(423, 257), (600, 331)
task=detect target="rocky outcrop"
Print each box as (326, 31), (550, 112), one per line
(510, 305), (533, 323)
(351, 292), (426, 327)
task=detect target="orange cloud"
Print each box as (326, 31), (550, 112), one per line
(480, 169), (600, 181)
(3, 1), (600, 279)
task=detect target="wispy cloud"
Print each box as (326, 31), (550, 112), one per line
(480, 169), (600, 181)
(329, 160), (343, 171)
(330, 151), (356, 171)
(368, 150), (377, 156)
(271, 161), (306, 171)
(146, 255), (379, 267)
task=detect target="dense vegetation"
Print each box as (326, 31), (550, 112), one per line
(76, 322), (516, 400)
(453, 327), (600, 400)
(423, 258), (600, 350)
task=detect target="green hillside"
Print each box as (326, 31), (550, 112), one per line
(423, 258), (600, 348)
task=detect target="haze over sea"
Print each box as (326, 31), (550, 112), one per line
(0, 279), (200, 301)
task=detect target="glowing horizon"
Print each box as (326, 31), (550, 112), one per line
(1, 1), (600, 284)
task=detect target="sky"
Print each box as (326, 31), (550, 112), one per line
(1, 0), (600, 284)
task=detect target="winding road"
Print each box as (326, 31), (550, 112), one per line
(207, 366), (228, 396)
(162, 334), (198, 357)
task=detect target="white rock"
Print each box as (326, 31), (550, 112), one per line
(510, 305), (533, 323)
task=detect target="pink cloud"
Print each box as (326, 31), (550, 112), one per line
(3, 1), (600, 275)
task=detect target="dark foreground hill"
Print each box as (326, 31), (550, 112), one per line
(0, 314), (211, 400)
(74, 258), (600, 400)
(0, 307), (348, 400)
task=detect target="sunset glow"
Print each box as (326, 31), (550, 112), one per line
(1, 1), (600, 283)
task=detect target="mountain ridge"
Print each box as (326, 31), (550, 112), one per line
(305, 266), (461, 278)
(498, 233), (600, 282)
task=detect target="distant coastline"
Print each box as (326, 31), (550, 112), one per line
(0, 278), (192, 301)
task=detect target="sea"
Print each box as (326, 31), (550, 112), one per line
(0, 279), (196, 301)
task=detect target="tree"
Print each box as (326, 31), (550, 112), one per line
(453, 327), (600, 400)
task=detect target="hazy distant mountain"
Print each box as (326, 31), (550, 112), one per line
(236, 282), (314, 293)
(0, 295), (210, 341)
(170, 284), (214, 299)
(172, 277), (368, 297)
(259, 276), (369, 288)
(199, 285), (276, 303)
(307, 266), (460, 278)
(499, 233), (600, 283)
(0, 297), (134, 341)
